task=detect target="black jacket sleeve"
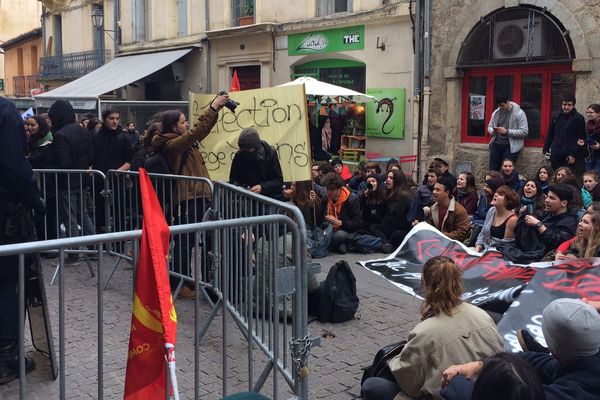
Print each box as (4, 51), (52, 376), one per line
(260, 150), (284, 197)
(340, 194), (362, 232)
(541, 213), (577, 251)
(52, 132), (71, 169)
(543, 118), (556, 154)
(0, 99), (41, 210)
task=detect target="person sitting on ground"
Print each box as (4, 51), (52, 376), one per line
(472, 173), (504, 225)
(331, 158), (353, 182)
(441, 352), (546, 400)
(475, 185), (519, 252)
(553, 165), (573, 183)
(369, 170), (415, 248)
(454, 171), (478, 216)
(417, 167), (439, 209)
(317, 172), (361, 254)
(511, 183), (579, 258)
(535, 165), (553, 195)
(499, 158), (524, 192)
(358, 162), (383, 192)
(360, 174), (388, 231)
(286, 181), (321, 232)
(426, 176), (470, 242)
(519, 179), (545, 218)
(433, 157), (457, 191)
(582, 170), (600, 208)
(558, 174), (586, 218)
(361, 256), (503, 400)
(347, 160), (367, 192)
(443, 298), (600, 400)
(314, 163), (334, 198)
(555, 211), (600, 259)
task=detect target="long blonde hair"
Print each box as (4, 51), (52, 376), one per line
(420, 256), (464, 320)
(573, 212), (600, 258)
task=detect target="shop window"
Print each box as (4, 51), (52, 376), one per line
(317, 0), (352, 16)
(462, 65), (574, 147)
(293, 59), (365, 93)
(460, 6), (575, 147)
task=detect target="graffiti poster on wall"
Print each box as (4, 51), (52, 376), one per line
(469, 95), (486, 121)
(366, 88), (405, 139)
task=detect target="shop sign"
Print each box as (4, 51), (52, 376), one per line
(288, 25), (364, 55)
(366, 88), (406, 139)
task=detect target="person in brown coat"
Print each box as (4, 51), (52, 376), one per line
(150, 93), (229, 299)
(428, 176), (470, 242)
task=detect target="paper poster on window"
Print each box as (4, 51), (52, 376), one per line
(469, 95), (485, 121)
(365, 88), (405, 139)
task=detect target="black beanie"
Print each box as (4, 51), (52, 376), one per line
(238, 127), (261, 149)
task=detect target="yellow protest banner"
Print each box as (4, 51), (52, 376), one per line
(189, 85), (312, 182)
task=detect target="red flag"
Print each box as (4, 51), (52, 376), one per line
(124, 168), (177, 400)
(230, 69), (241, 92)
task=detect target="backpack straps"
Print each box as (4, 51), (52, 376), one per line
(177, 148), (190, 175)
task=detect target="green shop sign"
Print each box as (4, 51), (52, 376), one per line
(288, 25), (364, 55)
(366, 88), (406, 139)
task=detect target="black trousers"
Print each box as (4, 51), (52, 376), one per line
(0, 249), (18, 348)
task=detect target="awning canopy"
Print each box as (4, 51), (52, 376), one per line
(35, 48), (192, 109)
(277, 76), (377, 103)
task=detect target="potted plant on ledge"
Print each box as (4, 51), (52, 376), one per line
(238, 0), (254, 26)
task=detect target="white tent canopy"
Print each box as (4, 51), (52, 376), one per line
(277, 76), (377, 103)
(35, 48), (192, 109)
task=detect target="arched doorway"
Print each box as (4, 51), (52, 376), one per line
(458, 6), (575, 147)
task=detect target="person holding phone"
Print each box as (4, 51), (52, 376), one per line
(487, 97), (529, 172)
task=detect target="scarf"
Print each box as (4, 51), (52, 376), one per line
(327, 186), (350, 231)
(321, 125), (332, 152)
(502, 170), (519, 189)
(520, 195), (535, 215)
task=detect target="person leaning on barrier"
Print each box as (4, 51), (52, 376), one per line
(0, 96), (45, 384)
(229, 127), (285, 201)
(150, 93), (230, 299)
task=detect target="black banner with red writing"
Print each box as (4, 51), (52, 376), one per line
(360, 223), (600, 351)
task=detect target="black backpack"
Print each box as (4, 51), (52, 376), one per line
(360, 340), (407, 386)
(316, 260), (359, 323)
(142, 148), (190, 210)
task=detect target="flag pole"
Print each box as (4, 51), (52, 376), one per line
(166, 343), (180, 400)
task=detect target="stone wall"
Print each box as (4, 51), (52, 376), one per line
(427, 0), (600, 184)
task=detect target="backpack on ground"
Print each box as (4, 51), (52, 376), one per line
(316, 260), (359, 323)
(307, 223), (333, 258)
(360, 340), (407, 386)
(349, 233), (383, 254)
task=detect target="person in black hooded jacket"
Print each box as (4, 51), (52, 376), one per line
(49, 100), (95, 257)
(229, 127), (284, 201)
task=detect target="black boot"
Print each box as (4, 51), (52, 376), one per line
(0, 342), (36, 385)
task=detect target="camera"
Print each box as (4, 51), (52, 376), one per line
(217, 90), (240, 113)
(366, 182), (374, 191)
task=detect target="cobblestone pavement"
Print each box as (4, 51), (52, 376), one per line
(0, 249), (421, 399)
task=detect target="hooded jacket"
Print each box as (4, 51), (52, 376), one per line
(0, 96), (42, 211)
(229, 140), (284, 200)
(49, 100), (94, 189)
(92, 124), (132, 173)
(487, 101), (529, 154)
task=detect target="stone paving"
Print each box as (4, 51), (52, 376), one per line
(0, 249), (421, 400)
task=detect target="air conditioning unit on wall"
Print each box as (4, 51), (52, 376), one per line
(493, 18), (544, 59)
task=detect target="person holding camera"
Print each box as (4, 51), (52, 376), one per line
(150, 92), (230, 299)
(229, 127), (284, 201)
(585, 104), (600, 176)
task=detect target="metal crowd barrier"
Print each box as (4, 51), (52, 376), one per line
(0, 214), (309, 399)
(103, 170), (213, 291)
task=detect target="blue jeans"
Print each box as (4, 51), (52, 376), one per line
(586, 159), (600, 176)
(489, 142), (520, 172)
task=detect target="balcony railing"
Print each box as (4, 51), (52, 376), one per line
(38, 49), (111, 81)
(13, 75), (39, 97)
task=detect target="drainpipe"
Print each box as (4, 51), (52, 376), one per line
(114, 0), (120, 55)
(204, 0), (211, 93)
(412, 0), (422, 180)
(421, 0), (431, 176)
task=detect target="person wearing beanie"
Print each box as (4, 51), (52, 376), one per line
(229, 127), (284, 201)
(441, 298), (600, 400)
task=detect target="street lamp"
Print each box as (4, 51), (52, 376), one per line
(91, 5), (104, 30)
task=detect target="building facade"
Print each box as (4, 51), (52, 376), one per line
(427, 0), (600, 179)
(117, 0), (416, 159)
(39, 0), (117, 91)
(0, 29), (43, 99)
(0, 0), (43, 95)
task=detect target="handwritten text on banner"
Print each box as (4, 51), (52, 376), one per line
(189, 85), (312, 182)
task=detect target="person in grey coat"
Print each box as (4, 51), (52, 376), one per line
(487, 98), (529, 171)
